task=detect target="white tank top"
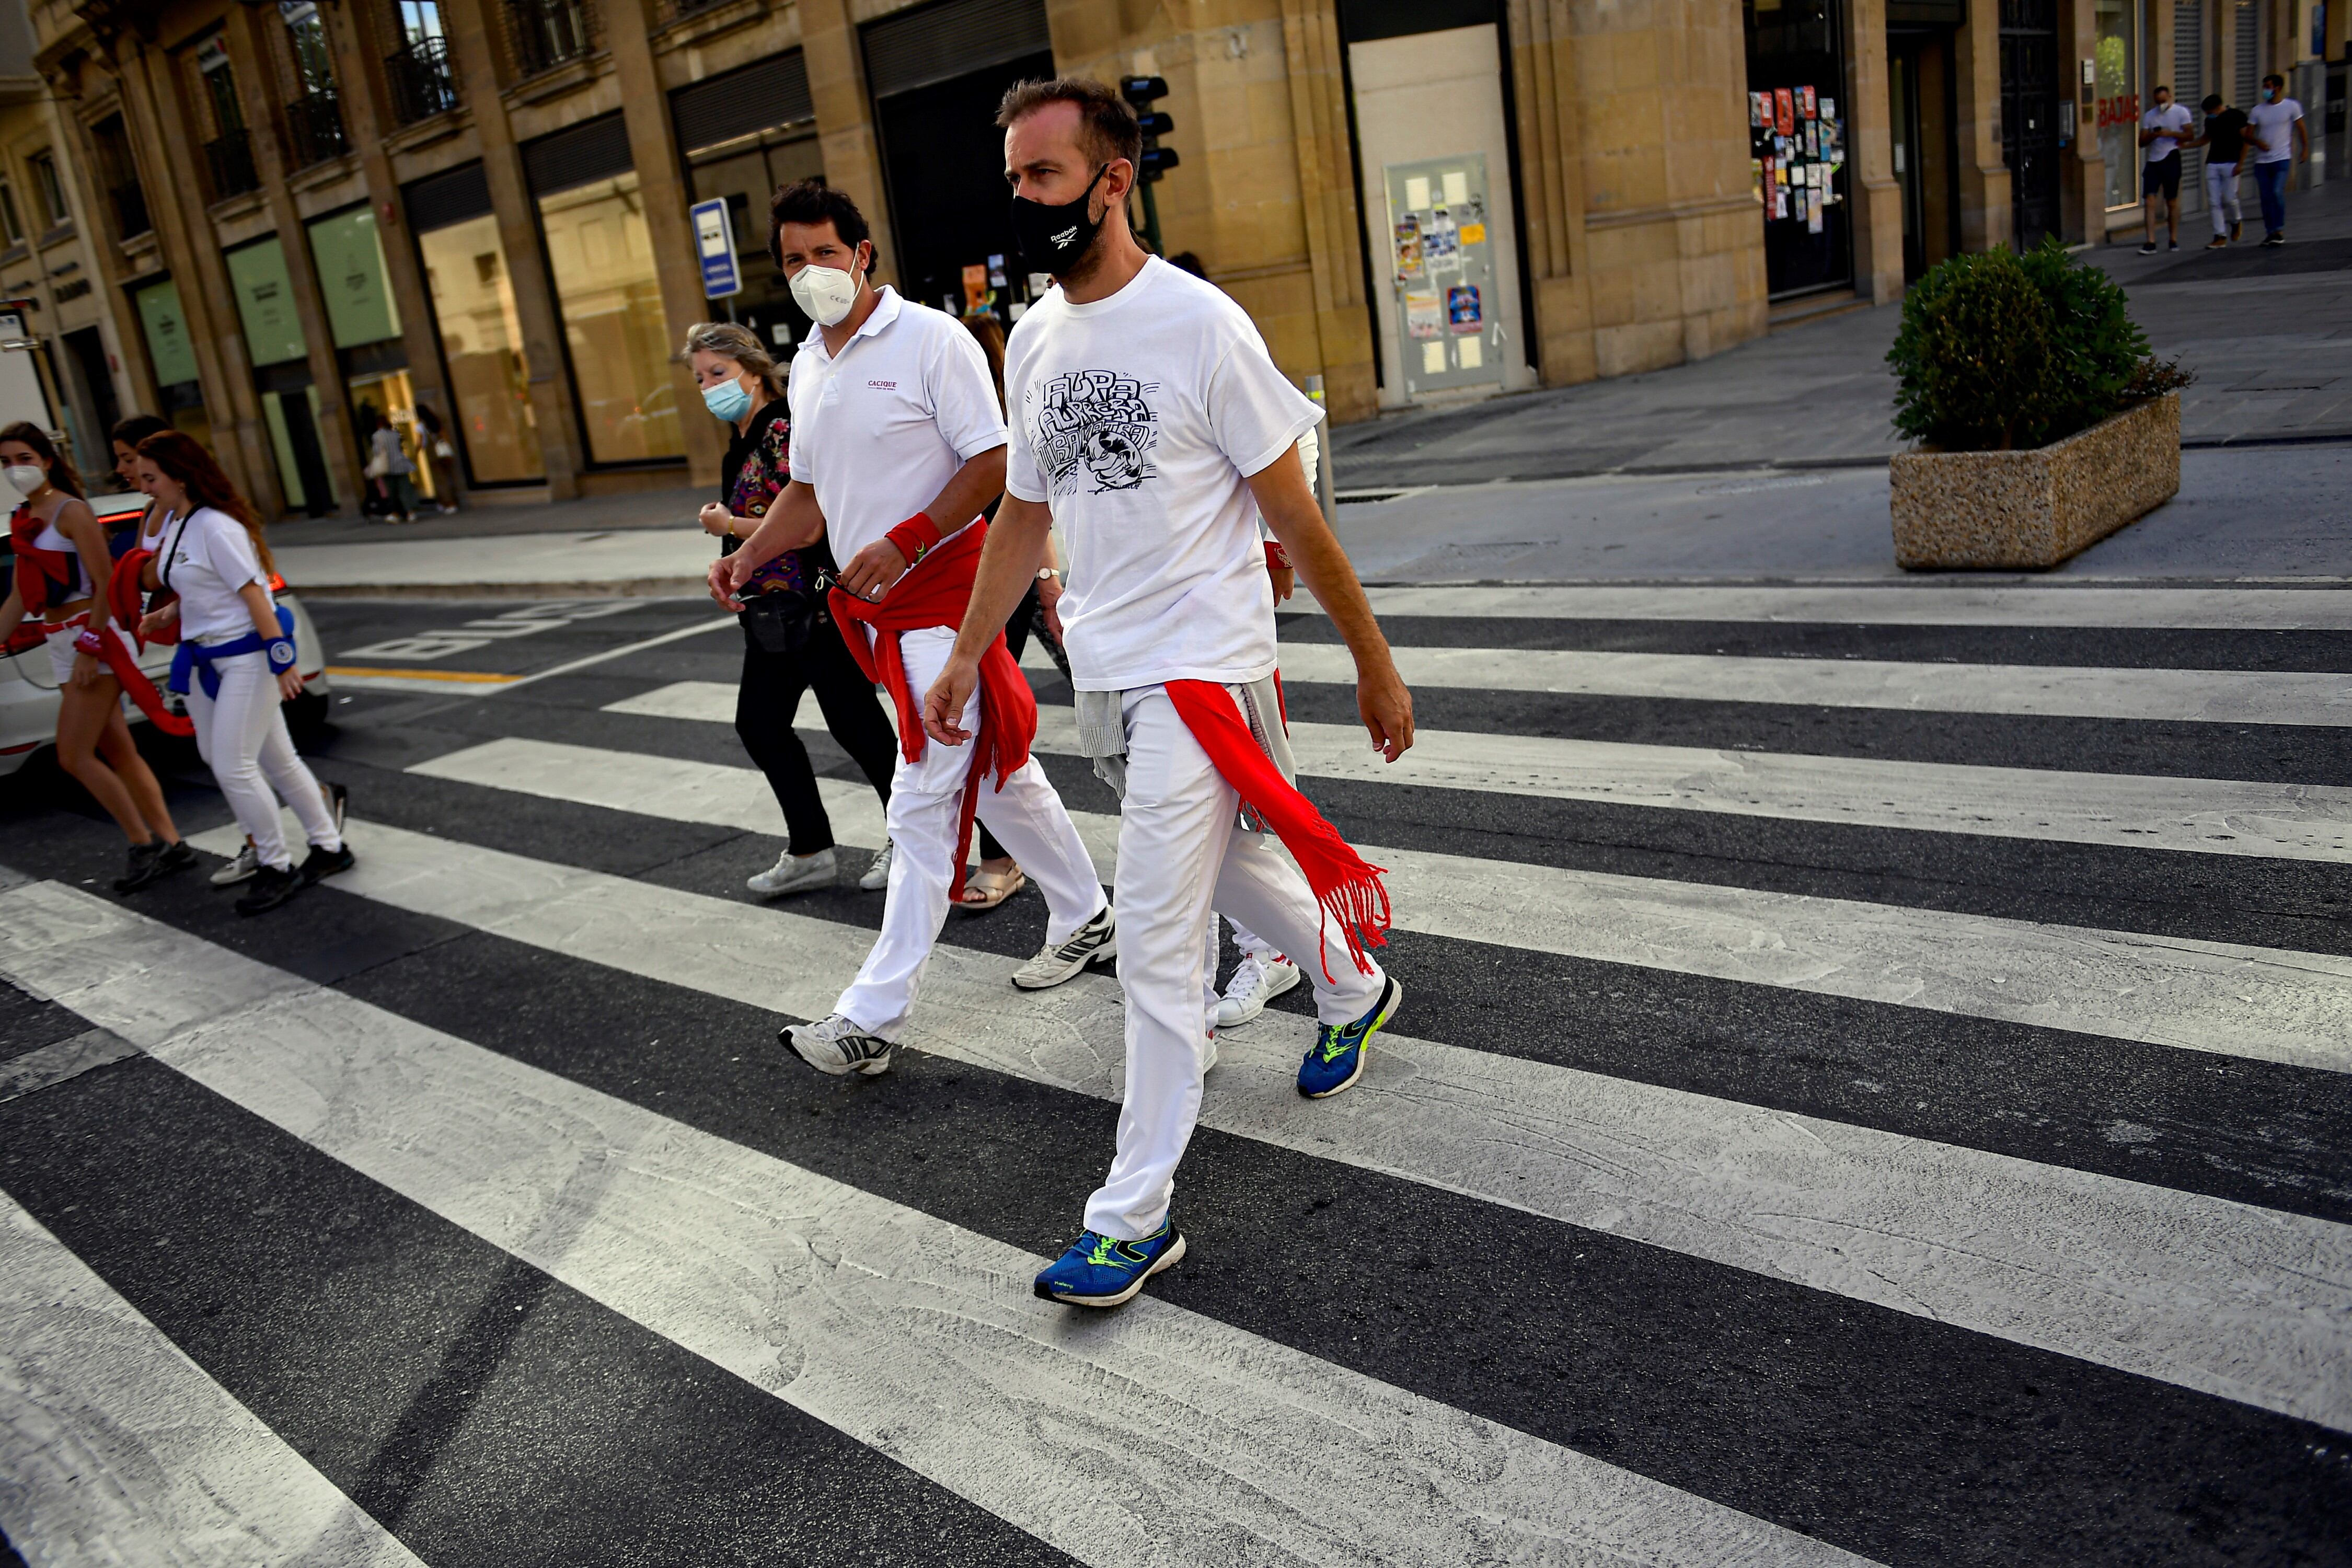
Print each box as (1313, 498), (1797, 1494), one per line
(22, 499), (89, 603)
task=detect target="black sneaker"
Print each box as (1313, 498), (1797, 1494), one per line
(2167, 239), (2180, 250)
(299, 843), (355, 885)
(234, 864), (303, 916)
(114, 838), (195, 892)
(2263, 232), (2286, 246)
(2137, 241), (2158, 255)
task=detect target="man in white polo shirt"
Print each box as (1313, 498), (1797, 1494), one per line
(713, 180), (1111, 1077)
(924, 80), (1415, 1309)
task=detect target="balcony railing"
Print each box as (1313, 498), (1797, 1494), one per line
(204, 130), (261, 200)
(109, 179), (150, 240)
(386, 35), (461, 124)
(284, 90), (350, 167)
(509, 0), (592, 76)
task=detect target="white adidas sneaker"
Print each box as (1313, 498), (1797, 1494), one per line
(858, 839), (893, 892)
(748, 847), (836, 897)
(781, 1012), (895, 1077)
(1010, 904), (1117, 990)
(1215, 952), (1302, 1028)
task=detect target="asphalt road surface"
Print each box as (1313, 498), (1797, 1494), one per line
(4, 584), (2350, 1567)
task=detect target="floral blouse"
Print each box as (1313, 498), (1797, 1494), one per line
(722, 399), (829, 596)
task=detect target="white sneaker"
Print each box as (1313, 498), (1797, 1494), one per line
(210, 843), (260, 886)
(858, 839), (893, 892)
(1202, 1029), (1218, 1074)
(747, 846), (836, 897)
(1010, 904), (1117, 990)
(1215, 952), (1302, 1028)
(780, 1012), (895, 1077)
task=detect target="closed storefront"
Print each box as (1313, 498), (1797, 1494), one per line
(406, 163), (541, 486)
(672, 51), (825, 355)
(522, 114), (682, 468)
(223, 235), (336, 515)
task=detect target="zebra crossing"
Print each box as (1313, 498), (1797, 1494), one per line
(3, 582), (2349, 1566)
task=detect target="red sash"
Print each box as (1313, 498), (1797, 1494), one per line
(78, 548), (194, 736)
(9, 502), (77, 618)
(1163, 679), (1391, 980)
(828, 521), (1035, 903)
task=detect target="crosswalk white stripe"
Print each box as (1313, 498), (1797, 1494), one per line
(1358, 585), (2352, 630)
(0, 878), (1880, 1568)
(0, 1190), (429, 1568)
(1266, 642), (2352, 728)
(492, 730), (2352, 1070)
(604, 680), (2352, 867)
(165, 816), (2352, 1432)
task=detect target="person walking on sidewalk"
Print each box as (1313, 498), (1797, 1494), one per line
(2192, 94), (2254, 247)
(2138, 85), (2194, 255)
(927, 78), (1414, 1309)
(687, 319), (901, 899)
(2246, 74), (2309, 246)
(0, 421), (195, 892)
(711, 180), (1113, 1076)
(130, 432), (351, 915)
(366, 411), (421, 524)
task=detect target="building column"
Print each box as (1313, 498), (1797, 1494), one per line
(1954, 0), (2013, 250)
(606, 2), (725, 489)
(444, 0), (583, 499)
(223, 3), (366, 515)
(1846, 0), (1907, 301)
(1505, 0), (1602, 388)
(118, 39), (285, 518)
(1274, 0), (1378, 423)
(797, 0), (900, 289)
(2060, 0), (2104, 242)
(320, 0), (460, 488)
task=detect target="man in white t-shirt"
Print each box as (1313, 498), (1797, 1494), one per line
(2245, 74), (2309, 245)
(924, 79), (1415, 1309)
(713, 181), (1111, 1079)
(2137, 85), (2195, 255)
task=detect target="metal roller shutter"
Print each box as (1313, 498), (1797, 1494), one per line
(521, 113), (634, 196)
(2176, 2), (2205, 212)
(860, 0), (1051, 101)
(403, 160), (493, 232)
(672, 51), (814, 154)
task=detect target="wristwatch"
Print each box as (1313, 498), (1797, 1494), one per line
(1036, 567), (1059, 582)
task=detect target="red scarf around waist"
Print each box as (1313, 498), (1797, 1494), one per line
(91, 548), (193, 736)
(10, 502), (78, 618)
(1163, 678), (1391, 981)
(829, 520), (1035, 903)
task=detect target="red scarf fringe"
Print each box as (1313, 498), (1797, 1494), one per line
(1163, 678), (1390, 981)
(828, 521), (1033, 904)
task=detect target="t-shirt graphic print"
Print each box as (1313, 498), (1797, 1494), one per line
(1034, 370), (1161, 495)
(1005, 255), (1322, 693)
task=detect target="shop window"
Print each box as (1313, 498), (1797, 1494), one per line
(536, 171), (682, 464)
(2096, 0), (2140, 209)
(1745, 0), (1855, 298)
(417, 212), (541, 483)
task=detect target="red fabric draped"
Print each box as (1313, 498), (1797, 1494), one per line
(1163, 678), (1391, 981)
(95, 550), (192, 736)
(9, 503), (76, 619)
(828, 520), (1034, 903)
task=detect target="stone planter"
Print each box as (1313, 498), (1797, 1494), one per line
(1888, 391), (2181, 570)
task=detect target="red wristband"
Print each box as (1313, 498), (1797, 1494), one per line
(884, 511), (943, 567)
(1264, 539), (1292, 570)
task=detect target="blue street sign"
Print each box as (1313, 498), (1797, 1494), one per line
(691, 198), (740, 300)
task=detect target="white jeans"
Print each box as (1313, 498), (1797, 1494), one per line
(835, 626), (1104, 1040)
(2207, 161), (2242, 235)
(187, 650), (340, 872)
(1086, 684), (1387, 1241)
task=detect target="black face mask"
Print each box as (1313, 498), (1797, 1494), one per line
(1011, 164), (1109, 274)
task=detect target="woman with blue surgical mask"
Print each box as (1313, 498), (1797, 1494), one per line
(686, 320), (901, 900)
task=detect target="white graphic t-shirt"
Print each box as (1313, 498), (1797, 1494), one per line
(157, 506), (271, 643)
(2141, 102), (2193, 159)
(2246, 99), (2303, 163)
(1004, 256), (1322, 691)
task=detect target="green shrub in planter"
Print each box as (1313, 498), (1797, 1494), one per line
(1888, 237), (2165, 452)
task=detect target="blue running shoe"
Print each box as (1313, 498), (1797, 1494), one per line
(1297, 974), (1403, 1099)
(1032, 1218), (1186, 1307)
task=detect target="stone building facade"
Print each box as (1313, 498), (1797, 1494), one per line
(27, 0), (2345, 519)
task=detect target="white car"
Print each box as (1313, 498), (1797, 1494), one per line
(1, 491), (333, 777)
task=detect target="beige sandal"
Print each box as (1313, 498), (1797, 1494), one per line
(958, 864), (1026, 913)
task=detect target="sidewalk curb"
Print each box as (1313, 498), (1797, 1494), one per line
(295, 578), (710, 601)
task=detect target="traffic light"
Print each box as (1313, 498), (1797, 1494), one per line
(1121, 75), (1179, 182)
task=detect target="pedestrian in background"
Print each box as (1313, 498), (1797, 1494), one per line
(2137, 84), (2193, 255)
(109, 413), (169, 492)
(366, 410), (421, 524)
(2246, 74), (2308, 246)
(412, 403), (459, 514)
(2192, 94), (2252, 247)
(686, 319), (900, 899)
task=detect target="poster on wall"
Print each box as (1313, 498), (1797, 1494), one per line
(1423, 209), (1460, 269)
(1404, 291), (1443, 339)
(1393, 214), (1423, 279)
(1447, 284), (1482, 334)
(1775, 87), (1795, 134)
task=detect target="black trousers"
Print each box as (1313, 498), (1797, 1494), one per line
(735, 613), (898, 856)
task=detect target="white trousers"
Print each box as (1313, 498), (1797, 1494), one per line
(1086, 685), (1386, 1241)
(2207, 162), (2243, 235)
(835, 625), (1104, 1040)
(187, 650), (340, 872)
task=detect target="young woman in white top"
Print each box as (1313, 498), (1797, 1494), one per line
(0, 420), (193, 891)
(129, 431), (350, 916)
